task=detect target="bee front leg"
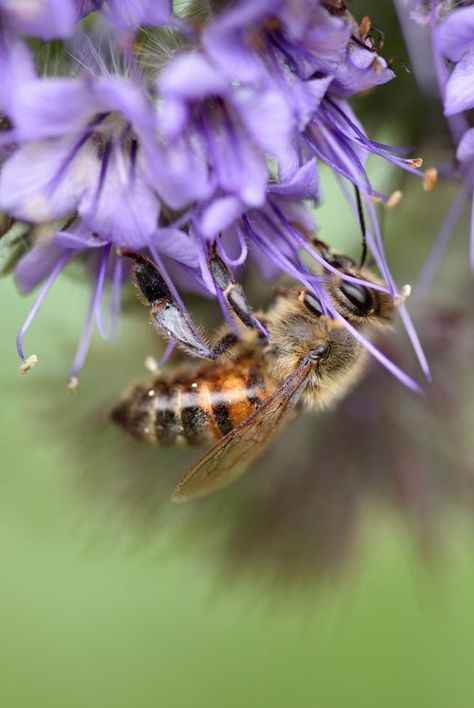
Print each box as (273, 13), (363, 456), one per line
(209, 243), (259, 332)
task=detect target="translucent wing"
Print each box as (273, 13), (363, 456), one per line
(172, 357), (314, 503)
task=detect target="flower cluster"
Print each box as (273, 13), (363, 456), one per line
(403, 1), (474, 292)
(0, 0), (426, 388)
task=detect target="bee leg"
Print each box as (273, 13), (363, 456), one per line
(209, 243), (258, 332)
(119, 249), (217, 360)
(211, 331), (241, 357)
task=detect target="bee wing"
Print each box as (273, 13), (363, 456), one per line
(172, 357), (314, 503)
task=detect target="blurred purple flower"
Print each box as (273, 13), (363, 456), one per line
(437, 5), (474, 116)
(412, 2), (474, 292)
(0, 38), (35, 117)
(0, 0), (78, 40)
(0, 74), (161, 248)
(77, 0), (179, 35)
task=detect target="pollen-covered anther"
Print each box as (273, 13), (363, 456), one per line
(368, 195), (382, 203)
(394, 284), (412, 308)
(359, 15), (371, 40)
(144, 356), (160, 373)
(372, 58), (384, 75)
(407, 157), (423, 169)
(423, 168), (438, 192)
(67, 377), (80, 394)
(19, 354), (38, 375)
(386, 190), (403, 209)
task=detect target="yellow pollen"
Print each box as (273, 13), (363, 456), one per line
(394, 284), (412, 308)
(386, 190), (403, 209)
(407, 157), (423, 169)
(359, 16), (371, 40)
(19, 354), (38, 375)
(372, 58), (384, 75)
(67, 377), (80, 394)
(423, 168), (438, 192)
(368, 195), (382, 203)
(144, 356), (159, 373)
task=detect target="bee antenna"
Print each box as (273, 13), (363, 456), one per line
(354, 185), (367, 268)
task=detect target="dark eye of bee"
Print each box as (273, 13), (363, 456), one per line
(325, 253), (355, 270)
(303, 292), (323, 317)
(339, 282), (373, 315)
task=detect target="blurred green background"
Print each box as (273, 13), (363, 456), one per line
(2, 3), (474, 708)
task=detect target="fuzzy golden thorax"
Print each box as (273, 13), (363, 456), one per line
(263, 295), (367, 410)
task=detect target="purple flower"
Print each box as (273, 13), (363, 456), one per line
(0, 37), (35, 116)
(202, 0), (351, 83)
(14, 218), (201, 386)
(157, 49), (294, 214)
(330, 40), (394, 97)
(78, 0), (179, 35)
(411, 3), (474, 292)
(0, 0), (78, 40)
(0, 74), (161, 249)
(437, 6), (474, 116)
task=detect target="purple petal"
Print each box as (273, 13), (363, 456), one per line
(270, 159), (319, 200)
(199, 196), (245, 239)
(264, 198), (317, 237)
(75, 1), (104, 17)
(107, 0), (176, 31)
(457, 127), (474, 165)
(79, 151), (159, 249)
(0, 38), (35, 113)
(289, 75), (333, 131)
(437, 7), (474, 62)
(205, 121), (268, 207)
(90, 76), (155, 137)
(285, 5), (352, 78)
(15, 242), (66, 294)
(157, 98), (189, 141)
(0, 139), (98, 222)
(444, 51), (474, 115)
(332, 45), (395, 97)
(202, 0), (275, 83)
(153, 228), (200, 267)
(152, 140), (211, 210)
(11, 78), (94, 141)
(2, 0), (77, 39)
(204, 29), (265, 84)
(52, 230), (107, 250)
(235, 85), (295, 164)
(159, 52), (228, 102)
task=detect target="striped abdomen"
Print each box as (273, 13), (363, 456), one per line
(110, 357), (274, 446)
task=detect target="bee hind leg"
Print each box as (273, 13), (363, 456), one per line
(118, 249), (219, 360)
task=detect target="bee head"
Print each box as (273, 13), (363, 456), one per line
(327, 268), (397, 329)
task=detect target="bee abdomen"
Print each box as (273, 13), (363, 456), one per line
(111, 360), (271, 446)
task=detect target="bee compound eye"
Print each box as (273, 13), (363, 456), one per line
(339, 282), (373, 315)
(302, 292), (323, 317)
(326, 253), (355, 270)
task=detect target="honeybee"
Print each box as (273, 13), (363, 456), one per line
(111, 241), (399, 502)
